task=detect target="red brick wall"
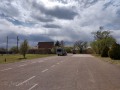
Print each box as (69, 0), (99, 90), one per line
(38, 42), (54, 49)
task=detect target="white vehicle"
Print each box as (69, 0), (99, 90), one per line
(56, 48), (67, 56)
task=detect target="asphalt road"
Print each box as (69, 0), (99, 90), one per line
(0, 54), (120, 90)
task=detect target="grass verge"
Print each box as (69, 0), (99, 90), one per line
(0, 54), (56, 64)
(93, 54), (120, 65)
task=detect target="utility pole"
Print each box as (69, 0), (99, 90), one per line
(6, 36), (8, 54)
(17, 36), (19, 53)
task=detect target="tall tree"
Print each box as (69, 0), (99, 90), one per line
(91, 27), (116, 54)
(92, 27), (111, 40)
(55, 41), (61, 47)
(20, 40), (29, 58)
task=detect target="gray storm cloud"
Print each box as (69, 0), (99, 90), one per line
(0, 0), (120, 48)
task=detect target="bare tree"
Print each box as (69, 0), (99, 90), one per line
(74, 40), (87, 53)
(60, 40), (65, 48)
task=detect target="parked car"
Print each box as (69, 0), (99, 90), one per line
(56, 48), (67, 56)
(72, 50), (76, 54)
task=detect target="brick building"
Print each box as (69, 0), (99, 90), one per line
(38, 42), (54, 49)
(28, 42), (55, 54)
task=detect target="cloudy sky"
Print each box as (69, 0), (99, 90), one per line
(0, 0), (120, 48)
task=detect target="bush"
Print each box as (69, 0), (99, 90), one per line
(28, 48), (52, 54)
(65, 47), (72, 53)
(10, 46), (19, 54)
(101, 46), (109, 57)
(86, 48), (94, 54)
(0, 48), (6, 55)
(109, 43), (120, 60)
(51, 47), (56, 54)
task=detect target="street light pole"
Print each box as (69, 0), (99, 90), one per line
(17, 36), (19, 53)
(6, 36), (8, 54)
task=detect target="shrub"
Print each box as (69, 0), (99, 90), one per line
(65, 47), (72, 53)
(10, 46), (19, 54)
(28, 48), (52, 54)
(51, 47), (56, 54)
(101, 46), (109, 57)
(108, 43), (120, 60)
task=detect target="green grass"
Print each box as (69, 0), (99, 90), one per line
(92, 54), (120, 65)
(0, 54), (56, 64)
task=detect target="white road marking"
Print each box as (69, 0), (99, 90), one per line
(44, 59), (48, 61)
(16, 76), (36, 86)
(77, 70), (79, 73)
(57, 63), (60, 65)
(31, 62), (36, 64)
(1, 68), (12, 71)
(18, 60), (44, 68)
(85, 63), (95, 83)
(38, 61), (44, 63)
(51, 65), (56, 68)
(42, 69), (48, 73)
(60, 61), (63, 63)
(21, 60), (27, 63)
(18, 64), (27, 67)
(28, 84), (38, 90)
